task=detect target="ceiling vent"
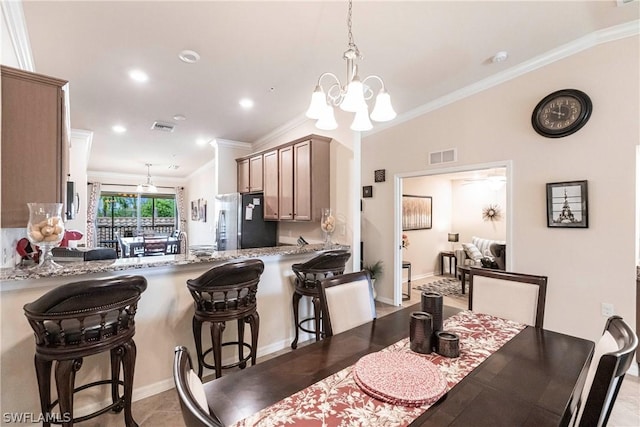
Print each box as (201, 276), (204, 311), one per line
(151, 121), (175, 132)
(428, 148), (457, 165)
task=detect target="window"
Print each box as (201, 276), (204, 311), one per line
(97, 192), (177, 249)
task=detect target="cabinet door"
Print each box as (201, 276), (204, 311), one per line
(1, 66), (67, 227)
(237, 158), (250, 193)
(293, 141), (312, 220)
(249, 154), (263, 192)
(263, 150), (279, 220)
(278, 146), (294, 220)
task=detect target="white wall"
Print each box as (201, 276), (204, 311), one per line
(186, 160), (217, 246)
(451, 179), (507, 244)
(65, 130), (92, 244)
(362, 36), (639, 342)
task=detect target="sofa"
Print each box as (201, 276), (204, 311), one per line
(455, 236), (506, 270)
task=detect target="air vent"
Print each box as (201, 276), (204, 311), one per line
(428, 148), (457, 165)
(151, 121), (176, 132)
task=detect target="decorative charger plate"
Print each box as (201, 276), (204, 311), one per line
(353, 351), (448, 406)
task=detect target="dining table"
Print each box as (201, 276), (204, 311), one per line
(202, 303), (594, 426)
(120, 236), (180, 257)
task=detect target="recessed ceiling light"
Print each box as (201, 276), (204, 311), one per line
(129, 69), (149, 82)
(112, 125), (127, 133)
(239, 98), (254, 109)
(179, 50), (200, 64)
(196, 138), (209, 146)
(173, 114), (187, 121)
(209, 139), (217, 147)
(491, 51), (509, 63)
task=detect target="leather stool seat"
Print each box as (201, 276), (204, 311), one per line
(187, 259), (265, 379)
(23, 275), (147, 427)
(290, 250), (351, 349)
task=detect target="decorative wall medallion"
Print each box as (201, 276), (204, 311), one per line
(363, 186), (373, 198)
(374, 169), (386, 183)
(482, 204), (502, 222)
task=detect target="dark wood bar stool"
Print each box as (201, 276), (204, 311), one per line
(23, 275), (147, 427)
(187, 259), (265, 379)
(290, 250), (351, 349)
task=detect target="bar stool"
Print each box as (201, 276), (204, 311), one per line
(187, 259), (265, 379)
(23, 275), (147, 427)
(290, 250), (351, 349)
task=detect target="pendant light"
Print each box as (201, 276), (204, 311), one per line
(136, 163), (157, 193)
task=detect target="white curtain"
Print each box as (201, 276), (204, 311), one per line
(86, 182), (101, 247)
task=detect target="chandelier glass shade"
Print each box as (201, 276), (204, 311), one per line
(136, 163), (157, 193)
(306, 0), (396, 131)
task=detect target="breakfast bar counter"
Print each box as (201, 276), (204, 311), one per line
(0, 243), (349, 419)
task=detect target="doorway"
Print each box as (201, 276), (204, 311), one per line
(393, 161), (512, 306)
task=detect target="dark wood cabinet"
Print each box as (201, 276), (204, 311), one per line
(1, 66), (69, 228)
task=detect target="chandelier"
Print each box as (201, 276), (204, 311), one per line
(305, 0), (396, 131)
(136, 163), (157, 193)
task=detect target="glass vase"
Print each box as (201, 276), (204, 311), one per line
(27, 203), (65, 271)
(320, 208), (336, 249)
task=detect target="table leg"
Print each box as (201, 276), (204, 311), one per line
(440, 254), (444, 275)
(461, 271), (466, 294)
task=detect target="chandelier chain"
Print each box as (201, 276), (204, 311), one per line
(346, 0), (359, 56)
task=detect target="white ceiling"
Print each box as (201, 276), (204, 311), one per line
(19, 0), (639, 180)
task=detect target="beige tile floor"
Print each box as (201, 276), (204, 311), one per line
(74, 275), (640, 426)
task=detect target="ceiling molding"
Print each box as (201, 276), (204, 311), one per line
(1, 0), (34, 72)
(252, 113), (309, 149)
(70, 129), (94, 164)
(367, 20), (640, 137)
(214, 138), (252, 150)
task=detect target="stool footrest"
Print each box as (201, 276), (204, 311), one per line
(48, 379), (126, 424)
(201, 342), (253, 371)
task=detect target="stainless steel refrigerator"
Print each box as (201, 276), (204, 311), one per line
(215, 193), (278, 250)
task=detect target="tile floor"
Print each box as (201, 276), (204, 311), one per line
(74, 275), (640, 426)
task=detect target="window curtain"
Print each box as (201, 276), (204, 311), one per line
(175, 186), (187, 254)
(86, 182), (101, 247)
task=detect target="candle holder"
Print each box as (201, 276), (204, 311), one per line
(409, 311), (433, 354)
(27, 203), (65, 272)
(435, 331), (460, 358)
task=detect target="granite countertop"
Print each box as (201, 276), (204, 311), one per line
(0, 243), (349, 282)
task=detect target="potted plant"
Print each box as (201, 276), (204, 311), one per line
(363, 260), (383, 298)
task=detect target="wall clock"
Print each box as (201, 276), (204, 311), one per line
(531, 89), (592, 138)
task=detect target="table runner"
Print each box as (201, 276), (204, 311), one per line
(231, 310), (526, 427)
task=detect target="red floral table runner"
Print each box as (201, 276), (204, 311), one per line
(231, 311), (526, 427)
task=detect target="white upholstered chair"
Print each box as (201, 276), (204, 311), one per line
(572, 316), (638, 427)
(318, 271), (377, 336)
(468, 267), (547, 328)
(173, 346), (224, 427)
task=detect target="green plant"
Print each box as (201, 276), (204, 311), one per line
(363, 260), (383, 280)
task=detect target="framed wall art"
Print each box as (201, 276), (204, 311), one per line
(402, 195), (432, 230)
(546, 180), (588, 228)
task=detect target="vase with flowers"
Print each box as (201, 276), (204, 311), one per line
(402, 233), (410, 249)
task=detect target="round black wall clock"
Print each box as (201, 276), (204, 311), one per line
(531, 89), (592, 138)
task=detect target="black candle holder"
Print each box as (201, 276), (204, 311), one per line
(409, 311), (433, 354)
(435, 331), (460, 358)
(421, 292), (443, 346)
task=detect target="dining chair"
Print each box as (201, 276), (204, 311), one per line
(115, 231), (129, 258)
(572, 315), (638, 427)
(468, 267), (547, 328)
(143, 235), (168, 256)
(173, 346), (224, 427)
(318, 270), (376, 336)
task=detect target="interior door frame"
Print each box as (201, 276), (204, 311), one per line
(393, 160), (513, 306)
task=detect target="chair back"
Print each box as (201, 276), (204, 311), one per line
(187, 259), (264, 321)
(574, 316), (638, 427)
(292, 250), (351, 290)
(115, 232), (128, 258)
(469, 268), (547, 328)
(23, 275), (147, 358)
(318, 271), (376, 336)
(143, 235), (168, 256)
(173, 346), (224, 427)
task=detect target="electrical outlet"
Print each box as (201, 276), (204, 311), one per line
(601, 303), (614, 317)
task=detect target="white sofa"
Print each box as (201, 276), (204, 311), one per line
(455, 236), (506, 269)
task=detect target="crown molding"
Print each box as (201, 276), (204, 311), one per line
(367, 20), (640, 136)
(213, 138), (252, 150)
(252, 113), (308, 149)
(1, 0), (34, 71)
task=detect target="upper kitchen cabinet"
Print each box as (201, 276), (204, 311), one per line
(236, 154), (263, 193)
(1, 66), (69, 228)
(279, 135), (330, 222)
(262, 150), (279, 220)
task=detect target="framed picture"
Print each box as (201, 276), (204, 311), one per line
(546, 180), (588, 228)
(191, 200), (198, 221)
(363, 185), (373, 198)
(402, 195), (432, 230)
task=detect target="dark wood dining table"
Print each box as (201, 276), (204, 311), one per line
(203, 304), (594, 426)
